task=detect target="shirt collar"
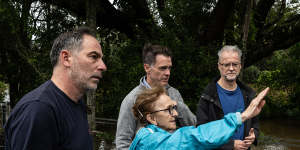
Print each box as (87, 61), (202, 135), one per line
(142, 76), (152, 89)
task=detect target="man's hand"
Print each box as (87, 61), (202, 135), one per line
(244, 128), (255, 147)
(234, 140), (248, 150)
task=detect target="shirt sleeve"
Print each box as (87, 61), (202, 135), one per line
(5, 101), (58, 150)
(133, 113), (241, 150)
(116, 95), (137, 150)
(173, 90), (197, 127)
(196, 95), (241, 149)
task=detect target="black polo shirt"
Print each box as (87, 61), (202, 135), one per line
(5, 80), (93, 150)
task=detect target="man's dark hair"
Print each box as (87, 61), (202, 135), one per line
(50, 26), (95, 67)
(142, 43), (172, 65)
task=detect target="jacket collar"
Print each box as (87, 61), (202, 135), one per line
(202, 76), (254, 108)
(130, 124), (169, 149)
(140, 76), (171, 90)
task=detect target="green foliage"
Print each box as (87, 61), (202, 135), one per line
(93, 27), (220, 117)
(93, 130), (115, 149)
(0, 81), (7, 102)
(166, 0), (216, 36)
(29, 1), (81, 79)
(0, 0), (83, 106)
(1, 0), (299, 119)
(242, 66), (260, 83)
(169, 39), (219, 112)
(249, 43), (300, 118)
(95, 30), (145, 117)
(95, 131), (115, 143)
(257, 70), (281, 89)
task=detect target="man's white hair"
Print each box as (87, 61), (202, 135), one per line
(217, 45), (242, 62)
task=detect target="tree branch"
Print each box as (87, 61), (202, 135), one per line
(264, 0), (286, 29)
(198, 0), (236, 44)
(38, 0), (136, 37)
(245, 14), (300, 67)
(253, 0), (275, 29)
(156, 0), (175, 27)
(126, 0), (160, 39)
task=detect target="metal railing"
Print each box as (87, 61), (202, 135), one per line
(95, 117), (117, 125)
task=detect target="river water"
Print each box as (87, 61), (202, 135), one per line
(252, 118), (300, 150)
(96, 118), (300, 150)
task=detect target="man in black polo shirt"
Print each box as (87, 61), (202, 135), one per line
(4, 27), (107, 150)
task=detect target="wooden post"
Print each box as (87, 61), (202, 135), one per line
(87, 91), (96, 130)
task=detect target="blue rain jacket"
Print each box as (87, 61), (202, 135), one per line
(129, 112), (242, 150)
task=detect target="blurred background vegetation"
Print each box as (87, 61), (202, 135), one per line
(0, 0), (299, 120)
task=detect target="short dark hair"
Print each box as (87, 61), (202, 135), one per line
(132, 86), (166, 125)
(50, 26), (95, 67)
(142, 43), (172, 65)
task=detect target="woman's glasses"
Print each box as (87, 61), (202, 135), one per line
(150, 105), (177, 116)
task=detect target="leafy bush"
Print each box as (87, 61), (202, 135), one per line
(256, 70), (281, 89)
(0, 81), (7, 102)
(242, 66), (260, 83)
(250, 43), (300, 118)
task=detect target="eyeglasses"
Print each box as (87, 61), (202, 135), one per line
(150, 105), (177, 116)
(219, 62), (241, 69)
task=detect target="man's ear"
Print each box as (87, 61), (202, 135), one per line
(60, 50), (72, 67)
(217, 63), (222, 72)
(144, 64), (151, 74)
(146, 114), (157, 125)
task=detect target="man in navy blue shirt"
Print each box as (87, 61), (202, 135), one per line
(4, 27), (107, 150)
(197, 45), (259, 150)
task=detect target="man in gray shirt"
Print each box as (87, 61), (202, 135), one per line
(116, 43), (196, 150)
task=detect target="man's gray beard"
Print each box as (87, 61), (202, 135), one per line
(86, 87), (96, 93)
(224, 75), (238, 82)
(70, 65), (97, 93)
(85, 88), (96, 95)
(79, 82), (97, 94)
(71, 75), (97, 94)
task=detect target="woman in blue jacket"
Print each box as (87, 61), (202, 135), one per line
(129, 86), (269, 150)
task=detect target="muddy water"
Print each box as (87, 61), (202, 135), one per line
(252, 118), (300, 150)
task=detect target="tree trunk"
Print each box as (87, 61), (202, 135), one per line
(86, 0), (97, 132)
(241, 0), (254, 77)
